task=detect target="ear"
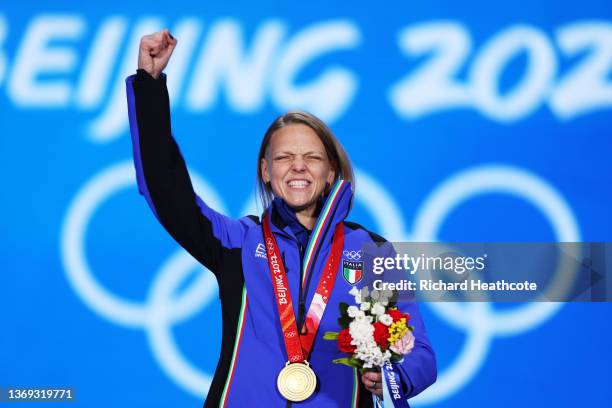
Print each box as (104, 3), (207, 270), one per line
(326, 168), (336, 185)
(261, 158), (270, 183)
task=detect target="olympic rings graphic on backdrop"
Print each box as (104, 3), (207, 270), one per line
(409, 165), (580, 405)
(60, 162), (225, 392)
(60, 161), (580, 405)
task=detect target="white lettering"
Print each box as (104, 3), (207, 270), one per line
(550, 22), (612, 119)
(420, 279), (468, 291)
(390, 22), (472, 118)
(271, 20), (359, 124)
(417, 279), (537, 291)
(409, 254), (421, 273)
(383, 361), (401, 399)
(164, 18), (203, 106)
(186, 19), (284, 112)
(76, 17), (128, 109)
(89, 17), (163, 142)
(470, 279), (537, 291)
(373, 257), (384, 274)
(471, 25), (556, 122)
(4, 16), (610, 126)
(373, 279), (416, 291)
(9, 15), (84, 106)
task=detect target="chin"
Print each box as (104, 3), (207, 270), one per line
(276, 186), (324, 211)
(284, 196), (317, 211)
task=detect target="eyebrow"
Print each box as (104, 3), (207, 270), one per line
(274, 150), (325, 156)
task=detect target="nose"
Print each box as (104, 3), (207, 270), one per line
(291, 155), (306, 172)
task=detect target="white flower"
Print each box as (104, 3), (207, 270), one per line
(379, 314), (393, 326)
(370, 289), (381, 301)
(345, 285), (393, 368)
(349, 287), (362, 304)
(360, 286), (370, 299)
(355, 313), (373, 323)
(371, 303), (386, 316)
(380, 289), (394, 300)
(349, 319), (374, 342)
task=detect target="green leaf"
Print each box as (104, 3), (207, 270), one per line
(390, 351), (402, 360)
(338, 315), (351, 329)
(408, 325), (415, 331)
(333, 357), (363, 369)
(339, 302), (349, 316)
(323, 331), (339, 340)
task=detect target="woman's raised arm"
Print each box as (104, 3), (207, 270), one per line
(126, 30), (255, 276)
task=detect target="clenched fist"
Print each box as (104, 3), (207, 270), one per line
(362, 370), (383, 397)
(138, 29), (177, 79)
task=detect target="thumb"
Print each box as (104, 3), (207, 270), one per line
(164, 29), (178, 49)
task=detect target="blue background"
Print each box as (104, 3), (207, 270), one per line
(1, 1), (611, 407)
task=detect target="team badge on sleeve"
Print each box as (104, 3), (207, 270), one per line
(342, 260), (363, 284)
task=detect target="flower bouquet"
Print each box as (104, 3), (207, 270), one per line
(323, 286), (415, 370)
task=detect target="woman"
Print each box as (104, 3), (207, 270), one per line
(126, 29), (436, 407)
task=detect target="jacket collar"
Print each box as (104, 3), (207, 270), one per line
(266, 180), (353, 242)
(272, 198), (310, 248)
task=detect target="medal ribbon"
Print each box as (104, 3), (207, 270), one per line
(262, 212), (344, 362)
(300, 180), (347, 290)
(380, 359), (410, 407)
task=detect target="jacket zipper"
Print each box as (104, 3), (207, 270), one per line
(298, 244), (306, 331)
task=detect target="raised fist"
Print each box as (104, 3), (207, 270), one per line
(138, 29), (177, 79)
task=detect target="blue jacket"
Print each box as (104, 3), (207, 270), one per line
(126, 69), (436, 407)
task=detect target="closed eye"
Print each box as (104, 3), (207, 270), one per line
(305, 154), (324, 162)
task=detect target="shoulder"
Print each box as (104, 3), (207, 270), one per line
(239, 215), (261, 230)
(344, 221), (387, 244)
(244, 215), (261, 225)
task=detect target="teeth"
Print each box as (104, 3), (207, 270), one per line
(289, 180), (309, 187)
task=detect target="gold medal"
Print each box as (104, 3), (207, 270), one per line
(277, 361), (317, 402)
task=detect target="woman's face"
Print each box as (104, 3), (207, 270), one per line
(261, 124), (336, 213)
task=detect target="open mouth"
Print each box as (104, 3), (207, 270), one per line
(287, 179), (311, 189)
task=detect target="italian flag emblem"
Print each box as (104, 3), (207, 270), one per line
(342, 260), (363, 284)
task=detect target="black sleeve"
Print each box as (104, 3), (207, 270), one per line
(126, 69), (247, 275)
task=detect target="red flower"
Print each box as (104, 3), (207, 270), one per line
(373, 322), (390, 350)
(338, 328), (356, 353)
(388, 308), (410, 323)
